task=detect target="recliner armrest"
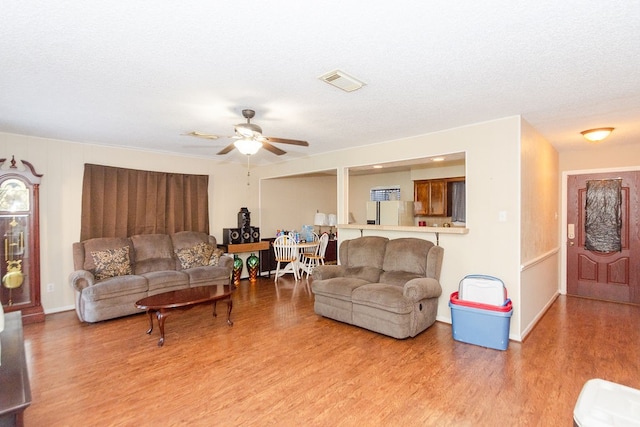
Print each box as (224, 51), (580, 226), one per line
(69, 270), (95, 292)
(403, 277), (442, 302)
(218, 255), (234, 269)
(312, 265), (346, 281)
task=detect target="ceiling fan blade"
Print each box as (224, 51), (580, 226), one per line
(262, 142), (287, 156)
(263, 136), (309, 146)
(217, 143), (237, 155)
(183, 131), (220, 140)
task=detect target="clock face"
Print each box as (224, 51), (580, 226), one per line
(0, 178), (29, 212)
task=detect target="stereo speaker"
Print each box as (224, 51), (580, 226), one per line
(250, 227), (260, 243)
(240, 228), (252, 243)
(223, 228), (241, 244)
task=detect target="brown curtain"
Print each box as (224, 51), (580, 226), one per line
(80, 164), (209, 241)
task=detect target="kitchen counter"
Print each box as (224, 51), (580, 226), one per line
(338, 224), (468, 234)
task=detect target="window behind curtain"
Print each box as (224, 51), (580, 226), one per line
(80, 164), (209, 241)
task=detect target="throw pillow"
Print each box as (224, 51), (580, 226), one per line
(175, 242), (214, 269)
(209, 248), (225, 266)
(91, 246), (132, 280)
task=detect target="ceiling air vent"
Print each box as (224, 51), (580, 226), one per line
(319, 69), (366, 92)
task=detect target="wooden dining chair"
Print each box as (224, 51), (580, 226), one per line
(303, 232), (330, 278)
(273, 234), (299, 281)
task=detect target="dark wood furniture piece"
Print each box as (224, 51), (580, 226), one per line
(217, 241), (272, 278)
(260, 237), (277, 273)
(0, 311), (31, 426)
(0, 157), (44, 324)
(134, 285), (234, 347)
(324, 239), (337, 265)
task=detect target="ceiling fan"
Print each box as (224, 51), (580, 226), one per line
(185, 109), (309, 156)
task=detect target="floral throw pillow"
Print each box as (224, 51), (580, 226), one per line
(208, 248), (225, 266)
(91, 246), (132, 280)
(175, 242), (214, 269)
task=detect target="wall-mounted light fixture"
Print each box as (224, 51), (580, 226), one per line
(580, 127), (614, 143)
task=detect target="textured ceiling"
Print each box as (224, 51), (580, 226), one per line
(1, 1), (639, 165)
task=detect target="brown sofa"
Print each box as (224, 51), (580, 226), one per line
(69, 231), (233, 323)
(311, 236), (444, 339)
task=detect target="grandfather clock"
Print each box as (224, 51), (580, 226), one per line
(0, 156), (44, 323)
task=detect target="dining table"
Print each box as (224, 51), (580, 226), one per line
(275, 240), (319, 279)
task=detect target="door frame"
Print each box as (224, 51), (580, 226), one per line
(560, 165), (640, 295)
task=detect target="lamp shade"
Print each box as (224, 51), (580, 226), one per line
(234, 138), (262, 155)
(581, 127), (614, 143)
(327, 214), (337, 226)
(314, 212), (327, 226)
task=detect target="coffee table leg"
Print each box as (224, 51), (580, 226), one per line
(212, 301), (217, 318)
(146, 310), (155, 334)
(226, 297), (233, 326)
(156, 309), (168, 347)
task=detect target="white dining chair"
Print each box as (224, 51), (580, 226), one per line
(303, 232), (329, 278)
(273, 234), (299, 281)
(300, 231), (319, 266)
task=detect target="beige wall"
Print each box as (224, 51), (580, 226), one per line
(260, 174), (337, 238)
(519, 118), (560, 338)
(559, 143), (640, 172)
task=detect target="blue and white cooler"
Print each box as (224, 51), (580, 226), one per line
(449, 274), (513, 350)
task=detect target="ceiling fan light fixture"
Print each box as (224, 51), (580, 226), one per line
(581, 127), (614, 143)
(234, 138), (262, 155)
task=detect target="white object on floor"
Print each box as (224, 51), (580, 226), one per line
(573, 378), (640, 426)
(458, 274), (507, 306)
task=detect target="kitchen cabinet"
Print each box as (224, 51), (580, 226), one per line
(414, 179), (447, 216)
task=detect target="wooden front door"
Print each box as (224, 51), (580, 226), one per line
(567, 171), (640, 304)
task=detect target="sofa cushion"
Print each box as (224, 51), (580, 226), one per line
(142, 270), (189, 294)
(81, 274), (148, 302)
(382, 238), (433, 276)
(131, 234), (177, 274)
(312, 277), (372, 300)
(175, 242), (214, 269)
(171, 231), (212, 250)
(340, 236), (388, 269)
(352, 283), (413, 314)
(90, 246), (133, 280)
(183, 265), (230, 287)
(343, 266), (383, 283)
(379, 270), (422, 287)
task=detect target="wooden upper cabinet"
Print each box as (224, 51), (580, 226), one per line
(414, 179), (447, 216)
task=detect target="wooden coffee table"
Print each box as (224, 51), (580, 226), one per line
(135, 285), (234, 347)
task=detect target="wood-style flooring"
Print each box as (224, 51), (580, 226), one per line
(22, 275), (640, 426)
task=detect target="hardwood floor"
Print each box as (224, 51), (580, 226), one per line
(22, 276), (640, 426)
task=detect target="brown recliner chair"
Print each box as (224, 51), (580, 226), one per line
(312, 236), (444, 339)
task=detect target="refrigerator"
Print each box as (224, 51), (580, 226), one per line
(366, 201), (414, 226)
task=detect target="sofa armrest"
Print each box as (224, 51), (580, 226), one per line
(218, 255), (233, 269)
(69, 270), (95, 292)
(403, 277), (442, 302)
(312, 265), (347, 281)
